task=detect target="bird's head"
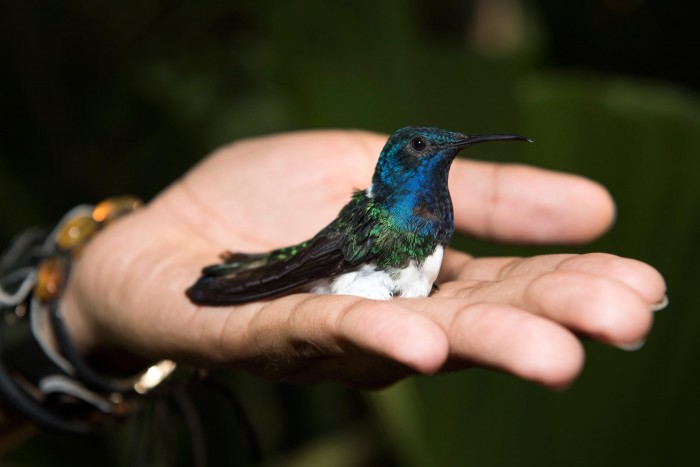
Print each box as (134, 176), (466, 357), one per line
(371, 126), (530, 200)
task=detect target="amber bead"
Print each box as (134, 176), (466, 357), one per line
(92, 196), (142, 224)
(55, 214), (97, 250)
(34, 256), (68, 301)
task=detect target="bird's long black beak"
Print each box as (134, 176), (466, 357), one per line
(450, 134), (532, 149)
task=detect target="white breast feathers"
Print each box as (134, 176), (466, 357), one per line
(311, 246), (444, 300)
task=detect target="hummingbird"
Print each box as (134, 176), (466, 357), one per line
(186, 127), (530, 306)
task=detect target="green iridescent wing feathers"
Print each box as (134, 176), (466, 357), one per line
(334, 192), (437, 268)
(185, 191), (437, 306)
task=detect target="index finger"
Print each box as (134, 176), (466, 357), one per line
(449, 160), (615, 244)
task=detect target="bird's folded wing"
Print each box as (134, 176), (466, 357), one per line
(185, 234), (355, 306)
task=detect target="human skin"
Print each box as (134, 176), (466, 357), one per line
(61, 130), (666, 390)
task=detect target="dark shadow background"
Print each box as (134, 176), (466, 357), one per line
(1, 0), (699, 465)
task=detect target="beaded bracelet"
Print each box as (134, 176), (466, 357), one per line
(0, 197), (178, 434)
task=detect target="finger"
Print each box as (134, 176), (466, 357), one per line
(555, 253), (667, 306)
(449, 160), (615, 244)
(404, 300), (584, 389)
(191, 294), (449, 381)
(440, 250), (667, 307)
(439, 270), (653, 349)
(438, 250), (567, 283)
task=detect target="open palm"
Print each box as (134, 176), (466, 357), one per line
(63, 130), (666, 389)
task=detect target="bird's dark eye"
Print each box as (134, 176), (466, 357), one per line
(411, 137), (426, 151)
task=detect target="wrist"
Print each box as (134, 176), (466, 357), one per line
(0, 197), (178, 434)
(59, 273), (95, 360)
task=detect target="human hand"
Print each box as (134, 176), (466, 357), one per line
(62, 130), (666, 389)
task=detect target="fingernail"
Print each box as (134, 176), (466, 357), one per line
(651, 295), (669, 312)
(616, 339), (646, 352)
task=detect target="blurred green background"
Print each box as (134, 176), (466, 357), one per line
(1, 0), (699, 465)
